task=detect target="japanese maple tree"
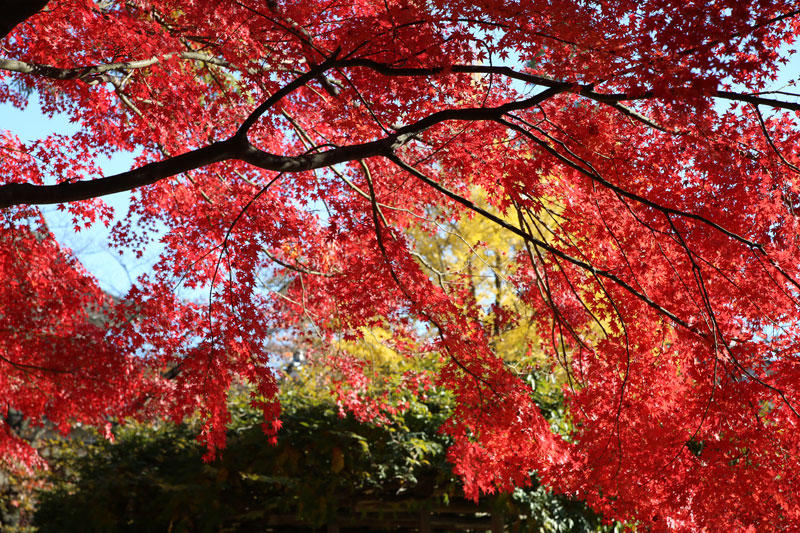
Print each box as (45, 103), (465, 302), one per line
(3, 0), (800, 529)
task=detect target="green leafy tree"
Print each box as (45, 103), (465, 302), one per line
(33, 377), (612, 532)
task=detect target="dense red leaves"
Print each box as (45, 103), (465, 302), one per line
(3, 1), (800, 529)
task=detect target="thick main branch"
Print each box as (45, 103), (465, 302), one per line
(0, 85), (562, 208)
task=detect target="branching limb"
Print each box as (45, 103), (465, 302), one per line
(385, 152), (691, 329)
(0, 80), (563, 208)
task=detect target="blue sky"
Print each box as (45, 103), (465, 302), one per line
(0, 97), (157, 296)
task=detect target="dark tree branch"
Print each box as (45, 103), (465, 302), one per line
(384, 152), (691, 329)
(6, 52), (797, 135)
(496, 116), (764, 250)
(0, 52), (257, 85)
(235, 57), (339, 137)
(0, 82), (563, 208)
(0, 139), (240, 207)
(337, 59), (800, 111)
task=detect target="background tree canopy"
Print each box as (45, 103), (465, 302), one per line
(21, 376), (611, 532)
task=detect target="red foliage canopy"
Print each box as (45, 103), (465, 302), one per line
(2, 1), (800, 529)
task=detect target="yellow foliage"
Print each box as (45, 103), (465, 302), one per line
(331, 187), (580, 400)
(337, 326), (407, 366)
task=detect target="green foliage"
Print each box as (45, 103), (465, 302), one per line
(32, 381), (448, 531)
(0, 469), (38, 533)
(508, 485), (622, 533)
(32, 378), (608, 532)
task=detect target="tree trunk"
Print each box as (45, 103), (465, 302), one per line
(491, 509), (504, 533)
(419, 509), (431, 533)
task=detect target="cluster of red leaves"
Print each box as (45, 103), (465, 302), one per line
(3, 1), (800, 529)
